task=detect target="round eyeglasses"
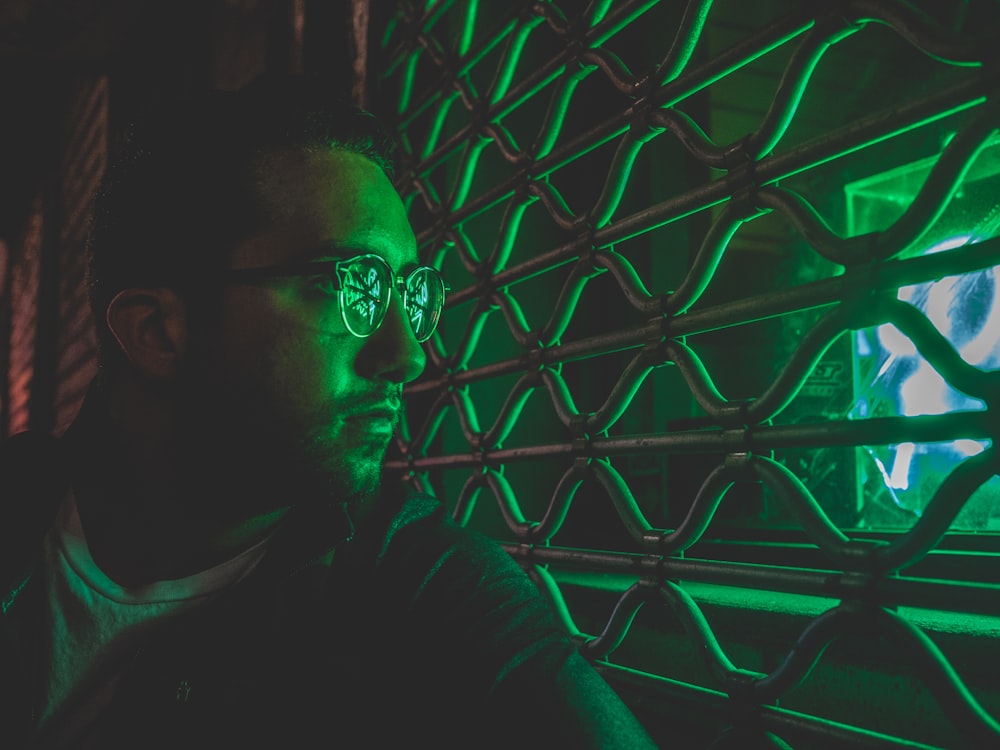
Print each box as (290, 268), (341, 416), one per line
(224, 252), (447, 342)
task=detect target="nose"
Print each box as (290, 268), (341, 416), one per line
(358, 286), (426, 383)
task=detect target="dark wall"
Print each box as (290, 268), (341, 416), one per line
(0, 0), (359, 436)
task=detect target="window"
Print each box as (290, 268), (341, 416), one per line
(373, 1), (1000, 745)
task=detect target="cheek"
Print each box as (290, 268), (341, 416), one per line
(268, 325), (362, 406)
(289, 331), (359, 399)
(214, 292), (363, 406)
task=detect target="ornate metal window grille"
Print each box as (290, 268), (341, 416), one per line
(373, 1), (1000, 746)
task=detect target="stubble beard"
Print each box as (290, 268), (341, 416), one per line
(297, 418), (392, 513)
(176, 383), (391, 521)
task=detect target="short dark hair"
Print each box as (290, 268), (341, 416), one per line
(85, 71), (398, 369)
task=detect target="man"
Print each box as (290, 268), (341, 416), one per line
(0, 73), (659, 748)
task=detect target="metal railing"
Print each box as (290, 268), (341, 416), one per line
(373, 1), (1000, 746)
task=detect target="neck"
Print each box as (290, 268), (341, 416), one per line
(66, 378), (294, 588)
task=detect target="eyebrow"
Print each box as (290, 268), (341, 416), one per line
(227, 247), (421, 282)
(290, 240), (356, 263)
(291, 241), (418, 272)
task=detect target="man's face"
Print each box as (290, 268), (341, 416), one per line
(182, 148), (426, 512)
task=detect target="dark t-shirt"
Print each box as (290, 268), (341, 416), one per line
(2, 445), (658, 749)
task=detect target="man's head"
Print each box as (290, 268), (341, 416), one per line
(87, 72), (400, 367)
(85, 73), (431, 513)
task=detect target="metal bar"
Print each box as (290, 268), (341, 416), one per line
(506, 545), (1000, 617)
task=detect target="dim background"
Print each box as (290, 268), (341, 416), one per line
(2, 1), (999, 747)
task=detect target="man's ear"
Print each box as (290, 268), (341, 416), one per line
(105, 287), (188, 380)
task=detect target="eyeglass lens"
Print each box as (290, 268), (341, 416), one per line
(342, 259), (388, 337)
(405, 266), (444, 342)
(340, 256), (444, 342)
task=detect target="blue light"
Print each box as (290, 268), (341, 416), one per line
(854, 237), (998, 526)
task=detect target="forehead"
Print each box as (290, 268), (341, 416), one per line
(237, 148), (417, 270)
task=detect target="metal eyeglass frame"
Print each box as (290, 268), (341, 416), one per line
(223, 251), (447, 343)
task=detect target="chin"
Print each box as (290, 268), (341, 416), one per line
(312, 440), (385, 498)
(336, 457), (385, 499)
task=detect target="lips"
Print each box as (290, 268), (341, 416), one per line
(344, 401), (401, 430)
(347, 401), (399, 418)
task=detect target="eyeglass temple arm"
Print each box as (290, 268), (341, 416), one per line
(223, 261), (345, 284)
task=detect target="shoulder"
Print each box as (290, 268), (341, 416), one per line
(357, 483), (556, 622)
(0, 430), (66, 524)
(0, 431), (66, 596)
(374, 484), (515, 571)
